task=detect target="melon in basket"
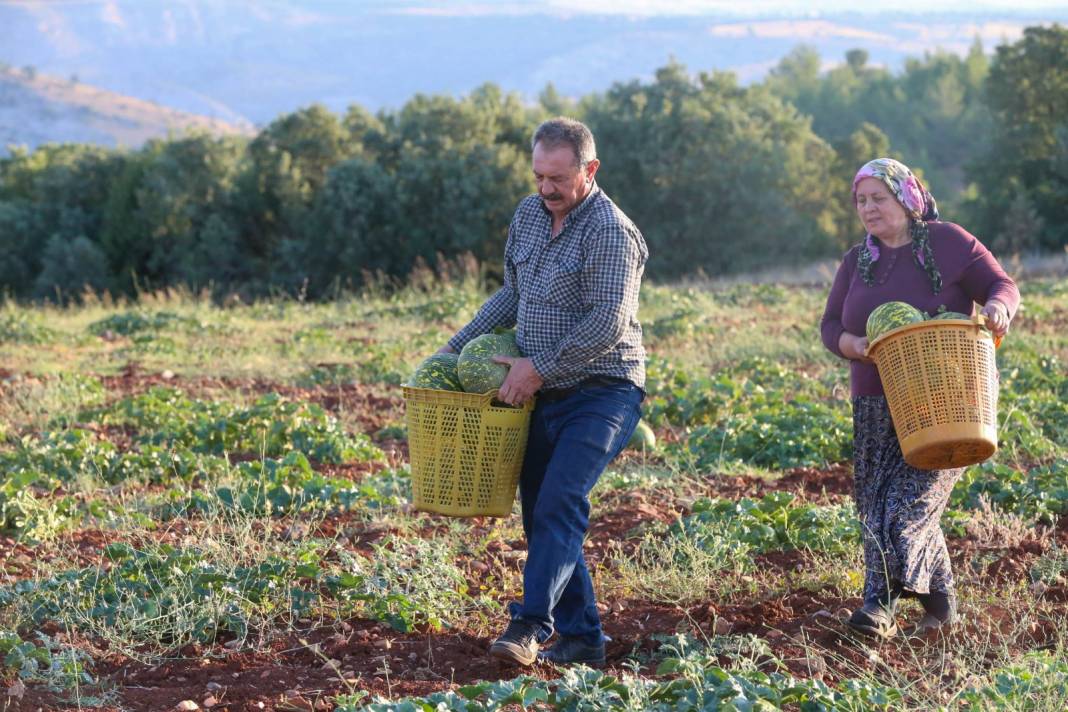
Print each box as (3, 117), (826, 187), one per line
(866, 301), (924, 341)
(458, 332), (521, 393)
(408, 353), (463, 391)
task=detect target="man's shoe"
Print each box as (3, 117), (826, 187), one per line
(845, 601), (898, 639)
(538, 635), (606, 666)
(488, 620), (540, 666)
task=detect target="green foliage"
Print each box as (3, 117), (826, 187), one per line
(647, 357), (851, 468)
(344, 641), (900, 711)
(585, 61), (840, 277)
(87, 309), (204, 336)
(677, 491), (860, 556)
(958, 651), (1068, 711)
(972, 25), (1068, 253)
(0, 307), (55, 343)
(92, 387), (383, 463)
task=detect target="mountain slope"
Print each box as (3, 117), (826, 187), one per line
(0, 65), (255, 153)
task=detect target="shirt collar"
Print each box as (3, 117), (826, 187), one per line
(539, 182), (601, 229)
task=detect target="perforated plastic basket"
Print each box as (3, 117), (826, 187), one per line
(402, 386), (534, 517)
(867, 315), (998, 470)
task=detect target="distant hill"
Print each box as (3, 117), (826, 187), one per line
(0, 65), (254, 154)
(1, 1), (1066, 142)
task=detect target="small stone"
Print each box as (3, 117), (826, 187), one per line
(713, 618), (733, 635)
(175, 702), (199, 712)
(765, 629), (784, 642)
(803, 653), (827, 675)
(408, 652), (418, 661)
(162, 369), (175, 379)
(206, 682), (223, 691)
(813, 609), (835, 620)
(6, 680), (26, 699)
(1032, 580), (1049, 597)
(202, 696), (218, 709)
(373, 638), (392, 650)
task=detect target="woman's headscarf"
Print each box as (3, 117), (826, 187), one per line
(853, 158), (942, 294)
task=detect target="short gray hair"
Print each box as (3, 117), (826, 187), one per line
(531, 117), (596, 167)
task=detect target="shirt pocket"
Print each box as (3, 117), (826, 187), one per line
(511, 242), (537, 293)
(544, 258), (584, 310)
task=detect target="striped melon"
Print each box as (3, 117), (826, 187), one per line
(408, 353), (463, 391)
(931, 311), (970, 320)
(866, 301), (924, 341)
(458, 332), (521, 394)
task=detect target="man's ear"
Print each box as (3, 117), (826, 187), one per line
(585, 158), (601, 184)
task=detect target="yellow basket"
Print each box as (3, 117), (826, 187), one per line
(402, 386), (534, 517)
(867, 315), (998, 470)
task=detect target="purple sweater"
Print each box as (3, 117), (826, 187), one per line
(821, 222), (1020, 397)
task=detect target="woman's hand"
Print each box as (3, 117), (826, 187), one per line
(980, 300), (1010, 339)
(839, 332), (873, 364)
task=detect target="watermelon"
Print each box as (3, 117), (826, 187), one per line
(627, 419), (656, 451)
(408, 353), (463, 391)
(866, 301), (924, 341)
(931, 311), (970, 320)
(458, 332), (521, 394)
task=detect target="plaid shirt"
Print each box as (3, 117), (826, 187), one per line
(449, 185), (648, 390)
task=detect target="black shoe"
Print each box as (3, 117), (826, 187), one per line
(846, 601), (898, 639)
(488, 620), (540, 666)
(538, 635), (606, 666)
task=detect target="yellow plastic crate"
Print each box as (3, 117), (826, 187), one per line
(867, 316), (998, 470)
(402, 386), (534, 517)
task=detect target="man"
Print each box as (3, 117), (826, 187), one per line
(439, 117), (648, 667)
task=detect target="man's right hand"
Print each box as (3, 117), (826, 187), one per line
(436, 344), (457, 355)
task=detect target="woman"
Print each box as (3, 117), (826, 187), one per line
(821, 158), (1019, 637)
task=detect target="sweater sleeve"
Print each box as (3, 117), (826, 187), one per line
(821, 246), (858, 359)
(953, 225), (1022, 320)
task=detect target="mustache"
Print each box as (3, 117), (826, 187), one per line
(541, 193), (564, 202)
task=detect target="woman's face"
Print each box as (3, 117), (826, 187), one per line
(855, 177), (909, 242)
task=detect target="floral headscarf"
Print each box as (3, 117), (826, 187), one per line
(853, 158), (942, 294)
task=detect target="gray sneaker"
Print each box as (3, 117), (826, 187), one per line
(488, 620), (540, 666)
(538, 635), (606, 666)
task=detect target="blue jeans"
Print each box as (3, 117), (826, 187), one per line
(507, 380), (643, 645)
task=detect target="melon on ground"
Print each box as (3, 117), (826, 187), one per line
(627, 419), (656, 451)
(866, 301), (924, 341)
(930, 311), (971, 320)
(408, 353), (463, 391)
(458, 332), (521, 394)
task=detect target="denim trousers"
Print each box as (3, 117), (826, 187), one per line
(507, 380), (643, 645)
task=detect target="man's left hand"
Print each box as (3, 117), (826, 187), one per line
(492, 356), (543, 406)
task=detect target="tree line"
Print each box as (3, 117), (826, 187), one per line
(1, 25), (1065, 301)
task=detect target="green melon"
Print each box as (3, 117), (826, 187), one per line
(458, 332), (521, 394)
(866, 301), (924, 341)
(627, 419), (656, 451)
(408, 353), (463, 391)
(931, 311), (971, 320)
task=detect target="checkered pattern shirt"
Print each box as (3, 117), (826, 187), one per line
(449, 185), (648, 390)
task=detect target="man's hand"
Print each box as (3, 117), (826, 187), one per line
(980, 300), (1010, 339)
(436, 344), (457, 355)
(492, 356), (543, 406)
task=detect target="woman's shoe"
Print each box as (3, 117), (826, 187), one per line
(846, 601), (898, 639)
(903, 612), (954, 637)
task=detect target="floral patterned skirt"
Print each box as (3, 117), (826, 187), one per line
(852, 396), (964, 602)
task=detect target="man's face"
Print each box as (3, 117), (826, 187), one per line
(532, 142), (599, 220)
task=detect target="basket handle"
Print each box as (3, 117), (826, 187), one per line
(974, 313), (1003, 348)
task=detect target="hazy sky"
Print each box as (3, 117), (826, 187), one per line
(384, 0), (1068, 15)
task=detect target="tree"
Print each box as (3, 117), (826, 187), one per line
(971, 24), (1068, 251)
(583, 62), (840, 278)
